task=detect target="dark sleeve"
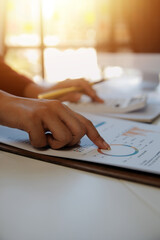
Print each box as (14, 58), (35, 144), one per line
(0, 57), (33, 97)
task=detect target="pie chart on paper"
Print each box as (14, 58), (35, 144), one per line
(98, 144), (139, 157)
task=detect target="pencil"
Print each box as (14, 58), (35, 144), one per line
(38, 79), (106, 100)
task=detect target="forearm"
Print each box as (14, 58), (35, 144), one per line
(0, 57), (103, 101)
(0, 57), (33, 97)
(0, 90), (22, 128)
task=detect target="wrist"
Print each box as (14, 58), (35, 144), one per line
(23, 83), (48, 98)
(0, 90), (28, 130)
(0, 90), (15, 126)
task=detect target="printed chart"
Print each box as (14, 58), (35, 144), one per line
(97, 144), (139, 157)
(0, 115), (160, 174)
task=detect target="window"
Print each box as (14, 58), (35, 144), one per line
(2, 0), (131, 83)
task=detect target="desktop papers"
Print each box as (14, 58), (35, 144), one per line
(107, 102), (160, 122)
(67, 101), (160, 123)
(0, 114), (160, 175)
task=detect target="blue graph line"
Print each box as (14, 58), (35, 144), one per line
(95, 122), (106, 128)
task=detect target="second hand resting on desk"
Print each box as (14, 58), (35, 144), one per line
(38, 79), (147, 114)
(38, 79), (106, 100)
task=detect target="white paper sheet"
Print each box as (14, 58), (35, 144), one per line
(0, 114), (160, 175)
(107, 103), (160, 122)
(68, 102), (160, 122)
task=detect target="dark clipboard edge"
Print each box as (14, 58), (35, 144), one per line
(0, 143), (159, 188)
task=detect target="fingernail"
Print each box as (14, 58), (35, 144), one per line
(103, 141), (111, 150)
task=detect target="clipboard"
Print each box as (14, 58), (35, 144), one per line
(0, 142), (160, 188)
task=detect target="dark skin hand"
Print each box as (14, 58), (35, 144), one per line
(24, 78), (104, 103)
(0, 90), (110, 150)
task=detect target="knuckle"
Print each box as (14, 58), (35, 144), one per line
(78, 124), (86, 137)
(61, 132), (73, 144)
(50, 100), (65, 111)
(81, 124), (87, 134)
(85, 119), (94, 128)
(28, 104), (47, 122)
(29, 133), (47, 148)
(72, 125), (86, 144)
(33, 100), (64, 119)
(31, 141), (46, 148)
(92, 132), (101, 141)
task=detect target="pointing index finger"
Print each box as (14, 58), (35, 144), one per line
(75, 113), (111, 150)
(86, 121), (111, 150)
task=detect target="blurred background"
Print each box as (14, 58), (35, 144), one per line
(0, 0), (159, 83)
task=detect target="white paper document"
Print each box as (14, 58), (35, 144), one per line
(68, 101), (160, 123)
(107, 103), (160, 122)
(0, 114), (160, 175)
(68, 95), (147, 114)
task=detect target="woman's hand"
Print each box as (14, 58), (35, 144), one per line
(24, 78), (104, 103)
(0, 91), (110, 150)
(51, 78), (104, 102)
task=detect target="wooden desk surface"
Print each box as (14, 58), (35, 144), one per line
(0, 53), (160, 240)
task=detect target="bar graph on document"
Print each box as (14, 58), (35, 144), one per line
(71, 116), (160, 174)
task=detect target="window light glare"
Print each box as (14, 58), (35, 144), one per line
(6, 34), (40, 46)
(104, 66), (124, 78)
(44, 48), (101, 83)
(44, 36), (60, 46)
